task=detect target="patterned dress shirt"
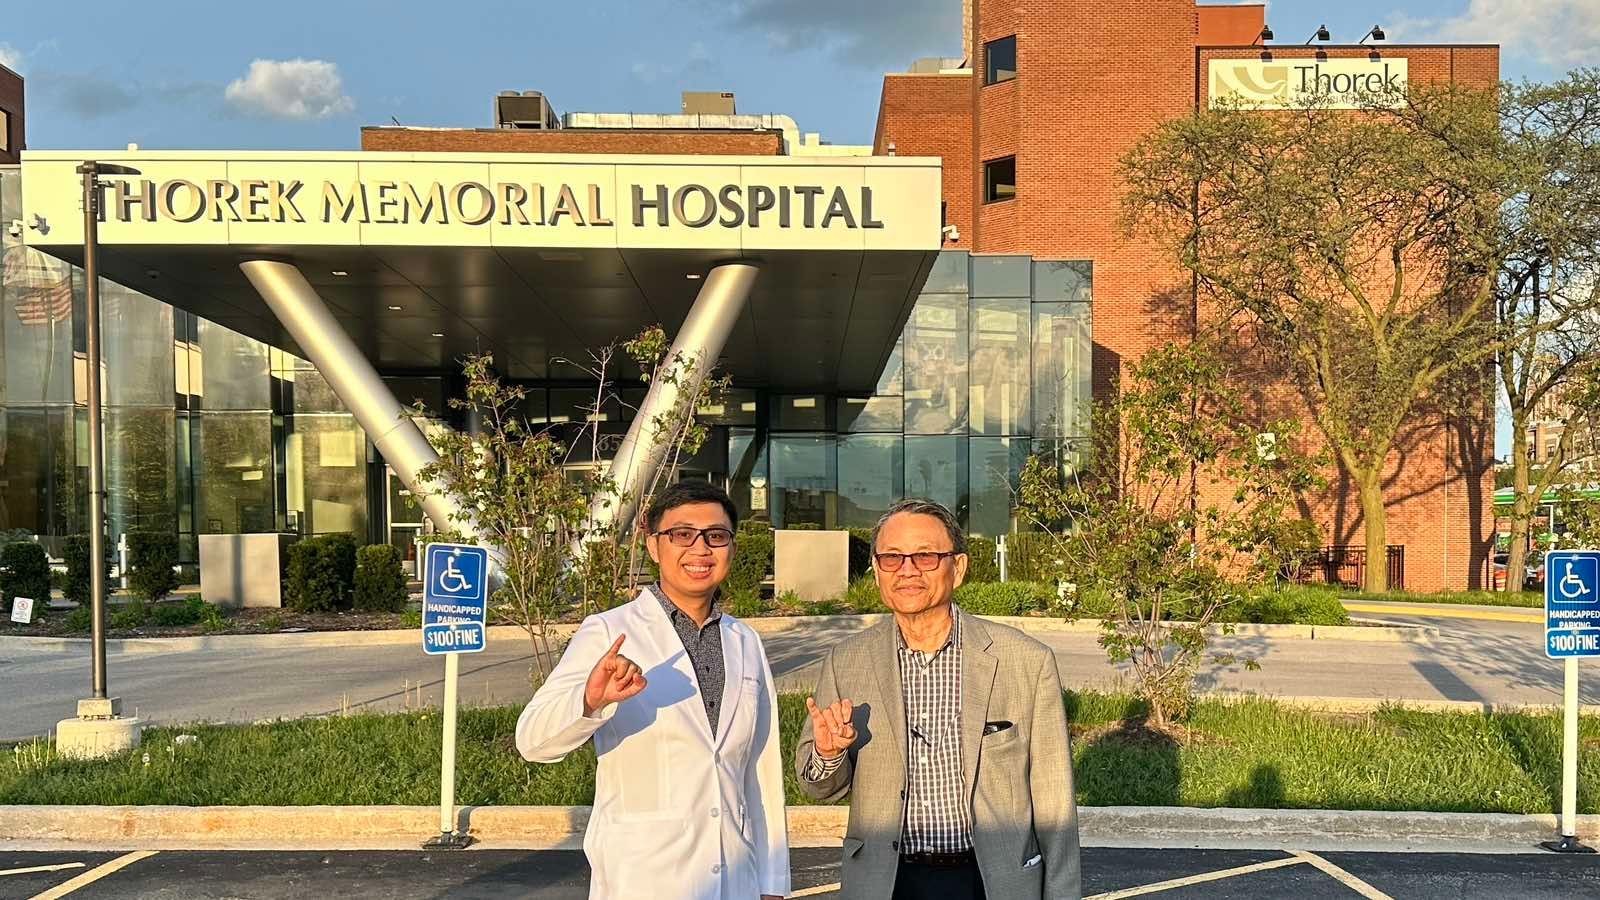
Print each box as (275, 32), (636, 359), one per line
(647, 584), (725, 735)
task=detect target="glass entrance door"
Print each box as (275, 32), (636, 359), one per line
(386, 467), (425, 576)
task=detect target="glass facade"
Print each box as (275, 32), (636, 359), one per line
(0, 167), (371, 563)
(728, 251), (1093, 535)
(2, 164), (1091, 556)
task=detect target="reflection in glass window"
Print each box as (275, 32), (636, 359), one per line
(105, 407), (176, 538)
(102, 282), (175, 406)
(1033, 260), (1093, 303)
(2, 245), (76, 404)
(969, 437), (1030, 537)
(0, 407), (78, 545)
(770, 434), (836, 529)
(971, 255), (1031, 298)
(1032, 303), (1093, 441)
(985, 35), (1017, 85)
(773, 395), (828, 431)
(698, 389), (759, 426)
(984, 157), (1017, 203)
(905, 436), (969, 527)
(838, 396), (903, 433)
(873, 340), (905, 396)
(970, 298), (1030, 435)
(838, 434), (904, 528)
(198, 319), (271, 410)
(288, 414), (368, 536)
(196, 412), (275, 533)
(904, 293), (969, 435)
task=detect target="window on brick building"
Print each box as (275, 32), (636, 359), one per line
(984, 156), (1016, 203)
(985, 36), (1017, 85)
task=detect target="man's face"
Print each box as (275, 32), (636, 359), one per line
(646, 501), (735, 599)
(872, 511), (968, 616)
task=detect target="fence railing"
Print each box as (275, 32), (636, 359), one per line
(1295, 544), (1406, 592)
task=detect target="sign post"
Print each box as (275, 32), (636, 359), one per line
(1541, 549), (1600, 854)
(420, 542), (490, 851)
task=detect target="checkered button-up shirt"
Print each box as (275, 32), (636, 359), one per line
(647, 584), (725, 735)
(803, 610), (971, 854)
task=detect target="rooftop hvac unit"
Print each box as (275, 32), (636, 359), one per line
(495, 91), (559, 129)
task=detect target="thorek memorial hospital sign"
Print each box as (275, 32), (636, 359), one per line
(19, 152), (940, 253)
(1209, 58), (1410, 110)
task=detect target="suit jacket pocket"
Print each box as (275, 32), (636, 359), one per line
(842, 837), (865, 858)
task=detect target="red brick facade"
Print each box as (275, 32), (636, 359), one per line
(360, 126), (782, 156)
(874, 0), (1501, 591)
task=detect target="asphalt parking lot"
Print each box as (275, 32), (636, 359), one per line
(5, 846), (1600, 899)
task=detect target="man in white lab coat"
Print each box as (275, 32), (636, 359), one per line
(516, 480), (790, 900)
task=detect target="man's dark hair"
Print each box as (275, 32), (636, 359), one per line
(870, 498), (966, 555)
(644, 480), (739, 533)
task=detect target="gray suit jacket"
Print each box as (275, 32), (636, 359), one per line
(795, 609), (1081, 899)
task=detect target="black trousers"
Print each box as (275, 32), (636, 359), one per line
(892, 858), (986, 900)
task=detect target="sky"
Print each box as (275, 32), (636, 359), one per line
(4, 0), (1598, 455)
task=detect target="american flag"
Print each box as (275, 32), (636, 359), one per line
(3, 244), (74, 326)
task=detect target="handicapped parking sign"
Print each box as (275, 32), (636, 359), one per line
(422, 543), (490, 655)
(1545, 550), (1600, 659)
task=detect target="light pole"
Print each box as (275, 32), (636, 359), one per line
(54, 160), (144, 759)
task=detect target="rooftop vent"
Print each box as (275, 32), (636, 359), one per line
(495, 91), (559, 129)
(681, 91), (736, 116)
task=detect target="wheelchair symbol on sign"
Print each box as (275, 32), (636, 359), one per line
(1559, 562), (1591, 602)
(438, 552), (472, 594)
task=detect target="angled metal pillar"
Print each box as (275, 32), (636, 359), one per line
(239, 260), (471, 537)
(592, 261), (759, 537)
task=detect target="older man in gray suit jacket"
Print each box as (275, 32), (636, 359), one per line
(795, 498), (1081, 900)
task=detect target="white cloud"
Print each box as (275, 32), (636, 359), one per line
(224, 58), (355, 120)
(1390, 0), (1600, 68)
(0, 43), (23, 73)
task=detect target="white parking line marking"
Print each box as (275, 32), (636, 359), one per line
(0, 864), (85, 877)
(28, 850), (157, 899)
(1086, 855), (1307, 899)
(1294, 850), (1397, 900)
(790, 884), (842, 897)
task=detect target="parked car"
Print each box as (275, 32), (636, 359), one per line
(1493, 551), (1545, 592)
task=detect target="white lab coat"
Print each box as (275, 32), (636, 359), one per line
(516, 590), (791, 899)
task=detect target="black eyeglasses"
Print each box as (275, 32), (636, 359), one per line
(653, 526), (735, 548)
(874, 551), (959, 572)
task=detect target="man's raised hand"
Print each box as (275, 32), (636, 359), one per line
(584, 633), (646, 716)
(805, 696), (857, 759)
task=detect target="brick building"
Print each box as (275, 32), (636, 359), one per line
(873, 0), (1500, 590)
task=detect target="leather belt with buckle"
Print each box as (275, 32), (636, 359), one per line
(899, 849), (977, 867)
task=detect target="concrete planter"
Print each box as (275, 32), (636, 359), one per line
(774, 530), (849, 603)
(198, 533), (298, 609)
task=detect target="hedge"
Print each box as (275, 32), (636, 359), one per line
(0, 541), (50, 618)
(726, 521), (773, 598)
(354, 544), (410, 613)
(127, 531), (181, 603)
(285, 533), (359, 612)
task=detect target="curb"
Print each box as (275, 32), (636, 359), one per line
(0, 614), (1433, 654)
(1, 804), (1590, 852)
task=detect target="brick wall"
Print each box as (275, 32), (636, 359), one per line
(359, 127), (782, 156)
(0, 65), (23, 165)
(875, 74), (974, 249)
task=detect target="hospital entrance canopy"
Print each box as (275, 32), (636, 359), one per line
(18, 150), (943, 391)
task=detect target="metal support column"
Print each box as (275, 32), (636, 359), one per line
(239, 260), (471, 537)
(589, 262), (759, 537)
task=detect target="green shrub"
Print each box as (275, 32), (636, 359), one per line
(399, 609), (422, 629)
(965, 536), (999, 583)
(806, 595), (846, 616)
(1223, 584), (1349, 626)
(846, 528), (875, 578)
(62, 535), (97, 606)
(844, 572), (887, 613)
(354, 544), (409, 612)
(724, 587), (767, 619)
(110, 599), (149, 630)
(726, 522), (773, 598)
(149, 596), (210, 627)
(285, 533), (359, 612)
(954, 581), (1054, 617)
(0, 541), (51, 617)
(127, 531), (180, 603)
(62, 605), (92, 633)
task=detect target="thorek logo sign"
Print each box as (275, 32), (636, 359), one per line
(1209, 58), (1408, 110)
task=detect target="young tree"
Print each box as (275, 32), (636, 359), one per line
(1494, 71), (1600, 588)
(413, 330), (727, 683)
(1121, 83), (1506, 592)
(1018, 343), (1321, 729)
